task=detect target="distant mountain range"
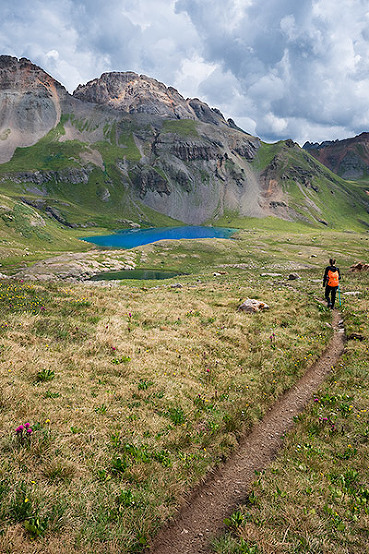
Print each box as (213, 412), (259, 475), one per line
(0, 54), (368, 242)
(303, 133), (369, 180)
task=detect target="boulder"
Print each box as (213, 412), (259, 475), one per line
(238, 298), (270, 313)
(288, 273), (300, 280)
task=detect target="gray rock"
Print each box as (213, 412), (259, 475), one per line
(238, 298), (270, 313)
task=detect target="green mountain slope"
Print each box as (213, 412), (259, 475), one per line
(0, 54), (368, 258)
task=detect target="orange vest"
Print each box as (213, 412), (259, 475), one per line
(327, 269), (339, 287)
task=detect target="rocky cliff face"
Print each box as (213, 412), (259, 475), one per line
(0, 56), (68, 163)
(0, 55), (367, 230)
(73, 71), (227, 125)
(303, 133), (369, 179)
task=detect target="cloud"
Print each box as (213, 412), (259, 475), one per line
(1, 0), (369, 143)
(175, 0), (369, 143)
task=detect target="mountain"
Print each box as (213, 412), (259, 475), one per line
(303, 133), (369, 181)
(0, 54), (368, 241)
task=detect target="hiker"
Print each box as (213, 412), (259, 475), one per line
(323, 258), (341, 309)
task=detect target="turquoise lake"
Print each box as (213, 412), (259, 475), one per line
(82, 226), (237, 249)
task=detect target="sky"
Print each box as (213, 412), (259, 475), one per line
(1, 0), (369, 145)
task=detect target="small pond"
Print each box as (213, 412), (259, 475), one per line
(90, 269), (184, 281)
(82, 225), (237, 249)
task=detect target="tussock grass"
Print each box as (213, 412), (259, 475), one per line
(213, 271), (369, 554)
(0, 227), (367, 552)
(0, 269), (331, 553)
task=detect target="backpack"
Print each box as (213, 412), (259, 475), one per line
(327, 269), (339, 287)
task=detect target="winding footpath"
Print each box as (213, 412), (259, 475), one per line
(148, 311), (345, 554)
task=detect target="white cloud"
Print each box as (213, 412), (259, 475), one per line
(174, 56), (217, 99)
(1, 0), (369, 143)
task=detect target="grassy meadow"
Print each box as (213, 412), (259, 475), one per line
(0, 223), (368, 553)
(212, 261), (369, 553)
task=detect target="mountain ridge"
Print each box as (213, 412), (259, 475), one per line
(303, 132), (369, 180)
(0, 54), (368, 237)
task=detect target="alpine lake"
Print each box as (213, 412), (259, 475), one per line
(82, 226), (237, 281)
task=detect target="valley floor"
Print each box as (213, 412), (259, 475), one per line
(0, 225), (367, 553)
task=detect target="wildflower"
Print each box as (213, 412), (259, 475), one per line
(45, 419), (50, 424)
(15, 422), (33, 443)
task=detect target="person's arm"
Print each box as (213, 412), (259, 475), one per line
(323, 267), (328, 286)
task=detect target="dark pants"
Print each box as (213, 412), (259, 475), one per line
(325, 285), (338, 308)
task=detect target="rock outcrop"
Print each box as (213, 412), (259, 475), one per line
(0, 55), (67, 163)
(238, 298), (270, 313)
(73, 71), (227, 125)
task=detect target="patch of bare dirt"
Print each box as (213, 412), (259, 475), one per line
(148, 311), (345, 554)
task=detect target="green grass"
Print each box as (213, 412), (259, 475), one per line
(161, 119), (199, 137)
(0, 118), (85, 172)
(212, 271), (369, 554)
(252, 141), (283, 171)
(250, 141), (369, 231)
(0, 226), (368, 552)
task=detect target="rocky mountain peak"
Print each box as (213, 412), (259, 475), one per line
(0, 55), (68, 163)
(73, 70), (227, 125)
(0, 55), (66, 93)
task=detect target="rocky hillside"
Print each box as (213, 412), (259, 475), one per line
(0, 56), (68, 163)
(303, 133), (369, 180)
(0, 55), (368, 234)
(73, 71), (227, 125)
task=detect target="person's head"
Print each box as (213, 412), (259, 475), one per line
(329, 258), (336, 266)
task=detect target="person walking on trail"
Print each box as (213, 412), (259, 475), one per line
(323, 258), (341, 309)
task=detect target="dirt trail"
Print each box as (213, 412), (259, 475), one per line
(149, 311), (345, 554)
